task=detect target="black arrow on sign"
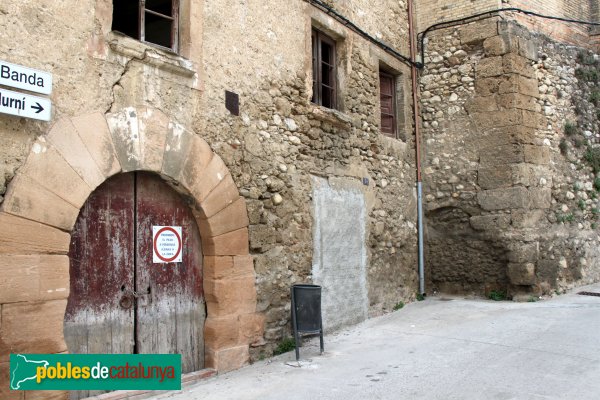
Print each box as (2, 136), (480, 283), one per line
(31, 102), (44, 114)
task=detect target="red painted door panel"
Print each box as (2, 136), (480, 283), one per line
(135, 172), (204, 372)
(65, 172), (204, 398)
(65, 173), (136, 399)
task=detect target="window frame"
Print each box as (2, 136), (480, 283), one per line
(113, 0), (180, 53)
(379, 71), (397, 139)
(311, 28), (337, 109)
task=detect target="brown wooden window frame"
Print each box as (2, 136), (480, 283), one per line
(312, 28), (337, 109)
(113, 0), (180, 53)
(379, 71), (397, 138)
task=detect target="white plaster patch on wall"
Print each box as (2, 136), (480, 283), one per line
(311, 176), (369, 333)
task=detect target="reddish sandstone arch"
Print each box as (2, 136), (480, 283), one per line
(0, 107), (263, 398)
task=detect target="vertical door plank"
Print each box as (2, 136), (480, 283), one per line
(65, 173), (136, 399)
(135, 172), (204, 373)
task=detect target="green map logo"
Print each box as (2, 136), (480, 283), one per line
(9, 353), (181, 391)
(10, 354), (49, 389)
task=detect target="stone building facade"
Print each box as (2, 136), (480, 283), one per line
(2, 0), (600, 398)
(419, 3), (600, 298)
(0, 1), (418, 398)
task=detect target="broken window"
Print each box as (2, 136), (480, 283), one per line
(112, 0), (179, 52)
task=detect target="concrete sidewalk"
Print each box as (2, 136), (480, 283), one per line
(156, 283), (600, 400)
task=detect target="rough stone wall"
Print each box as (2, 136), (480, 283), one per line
(0, 0), (203, 203)
(421, 17), (600, 298)
(198, 1), (418, 358)
(323, 0), (410, 52)
(0, 0), (418, 367)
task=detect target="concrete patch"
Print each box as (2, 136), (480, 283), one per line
(311, 176), (368, 333)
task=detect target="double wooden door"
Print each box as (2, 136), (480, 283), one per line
(64, 172), (204, 396)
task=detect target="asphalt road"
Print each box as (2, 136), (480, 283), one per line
(154, 283), (600, 400)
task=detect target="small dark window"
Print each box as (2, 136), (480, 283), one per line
(112, 0), (179, 52)
(379, 71), (396, 138)
(312, 29), (337, 109)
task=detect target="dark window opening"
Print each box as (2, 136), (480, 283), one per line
(379, 71), (396, 138)
(312, 29), (337, 109)
(112, 0), (179, 52)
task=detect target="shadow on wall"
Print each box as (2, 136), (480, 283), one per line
(425, 206), (508, 295)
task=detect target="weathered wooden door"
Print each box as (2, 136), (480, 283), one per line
(65, 172), (204, 398)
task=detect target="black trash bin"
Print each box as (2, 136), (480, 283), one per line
(291, 284), (324, 361)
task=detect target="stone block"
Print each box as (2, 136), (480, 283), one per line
(204, 275), (257, 317)
(521, 110), (542, 129)
(233, 255), (255, 275)
(473, 110), (522, 130)
(478, 167), (513, 189)
(528, 188), (551, 209)
(478, 187), (529, 210)
(502, 53), (535, 78)
(184, 154), (228, 204)
(1, 300), (68, 355)
(204, 316), (240, 350)
(498, 21), (531, 40)
(238, 313), (265, 345)
(508, 242), (539, 263)
(202, 227), (249, 256)
(518, 36), (538, 61)
(0, 362), (24, 399)
(162, 123), (194, 180)
(459, 19), (498, 44)
(497, 93), (538, 111)
(106, 107), (142, 172)
(475, 77), (502, 96)
(0, 213), (70, 254)
(508, 263), (536, 285)
(47, 118), (105, 190)
(475, 56), (504, 78)
(198, 197), (249, 237)
(0, 255), (69, 303)
(483, 34), (518, 56)
(204, 256), (235, 280)
(511, 164), (533, 187)
(136, 106), (169, 172)
(185, 134), (214, 173)
(523, 145), (550, 164)
(19, 143), (91, 209)
(499, 75), (540, 98)
(511, 210), (545, 228)
(464, 96), (498, 113)
(1, 174), (79, 231)
(204, 255), (253, 281)
(205, 345), (249, 372)
(70, 112), (121, 177)
(470, 214), (511, 231)
(476, 126), (536, 147)
(198, 175), (241, 219)
(479, 145), (524, 166)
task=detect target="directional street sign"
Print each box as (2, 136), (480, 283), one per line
(0, 60), (52, 95)
(0, 87), (51, 121)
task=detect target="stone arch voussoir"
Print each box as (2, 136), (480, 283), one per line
(0, 107), (262, 386)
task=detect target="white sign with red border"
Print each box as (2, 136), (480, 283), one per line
(152, 226), (182, 263)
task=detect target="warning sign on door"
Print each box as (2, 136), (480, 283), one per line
(153, 226), (182, 263)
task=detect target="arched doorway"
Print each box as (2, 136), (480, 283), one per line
(64, 172), (205, 398)
(0, 108), (263, 399)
